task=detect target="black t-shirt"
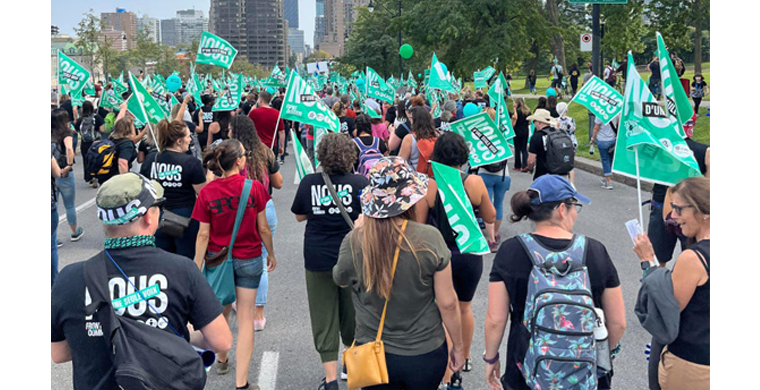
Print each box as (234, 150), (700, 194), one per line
(528, 128), (549, 179)
(391, 122), (411, 156)
(240, 100), (256, 116)
(339, 116), (356, 136)
(75, 115), (105, 139)
(61, 100), (74, 125)
(649, 61), (661, 80)
(195, 106), (214, 149)
(570, 68), (581, 82)
(290, 173), (369, 272)
(271, 96), (283, 111)
(489, 235), (620, 389)
(472, 98), (488, 110)
(140, 150), (206, 210)
(138, 137), (157, 159)
(514, 110), (529, 136)
(385, 106), (397, 125)
(51, 247), (224, 390)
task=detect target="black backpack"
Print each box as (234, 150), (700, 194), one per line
(482, 160), (507, 174)
(86, 139), (117, 179)
(84, 251), (207, 390)
(80, 115), (97, 143)
(543, 128), (575, 175)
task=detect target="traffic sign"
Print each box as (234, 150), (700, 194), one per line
(580, 33), (592, 52)
(569, 0), (627, 3)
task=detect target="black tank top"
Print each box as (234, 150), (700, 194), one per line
(668, 239), (710, 365)
(652, 139), (709, 203)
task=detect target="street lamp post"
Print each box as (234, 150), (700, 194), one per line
(368, 0), (403, 78)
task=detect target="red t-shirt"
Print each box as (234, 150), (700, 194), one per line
(248, 107), (284, 148)
(192, 175), (271, 259)
(346, 109), (357, 120)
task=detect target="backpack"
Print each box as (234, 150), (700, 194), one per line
(543, 128), (575, 175)
(553, 65), (564, 79)
(416, 137), (437, 177)
(84, 252), (207, 390)
(353, 137), (383, 177)
(80, 115), (97, 143)
(86, 139), (118, 179)
(517, 234), (598, 389)
(53, 140), (68, 169)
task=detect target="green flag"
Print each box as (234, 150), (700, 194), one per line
(428, 53), (457, 93)
(128, 71), (167, 124)
(571, 75), (624, 125)
(264, 64), (288, 88)
(170, 94), (180, 111)
(473, 70), (488, 89)
(126, 93), (147, 129)
(280, 71), (341, 132)
(291, 129), (314, 184)
(365, 67), (394, 104)
(430, 162), (490, 255)
(487, 73), (515, 139)
(481, 66), (496, 81)
(111, 77), (128, 95)
(449, 111), (512, 168)
(407, 70), (418, 89)
(611, 53), (702, 186)
(212, 73), (245, 112)
(57, 51), (90, 97)
(99, 91), (123, 110)
(656, 31), (692, 135)
(83, 79), (96, 96)
(118, 71), (124, 84)
(187, 65), (204, 105)
(195, 31), (238, 69)
(426, 89), (443, 118)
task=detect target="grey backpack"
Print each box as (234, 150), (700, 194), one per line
(517, 233), (598, 389)
(80, 115), (97, 143)
(543, 128), (575, 175)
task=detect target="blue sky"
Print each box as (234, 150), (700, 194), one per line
(51, 0), (316, 46)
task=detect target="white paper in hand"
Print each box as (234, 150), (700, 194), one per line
(625, 219), (644, 246)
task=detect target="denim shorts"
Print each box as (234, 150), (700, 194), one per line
(207, 253), (264, 289)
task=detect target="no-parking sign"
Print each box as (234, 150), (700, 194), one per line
(580, 33), (592, 52)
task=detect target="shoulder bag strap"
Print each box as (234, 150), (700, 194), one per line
(322, 171), (354, 229)
(227, 179), (253, 261)
(375, 220), (408, 342)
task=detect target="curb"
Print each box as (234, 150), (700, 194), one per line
(573, 156), (653, 193)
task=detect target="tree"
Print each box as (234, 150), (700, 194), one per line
(545, 0), (567, 72)
(72, 9), (100, 76)
(130, 28), (161, 74)
(647, 0), (710, 71)
(155, 45), (179, 78)
(305, 50), (332, 64)
(97, 35), (118, 80)
(601, 1), (648, 63)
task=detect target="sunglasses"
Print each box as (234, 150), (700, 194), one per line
(670, 202), (694, 216)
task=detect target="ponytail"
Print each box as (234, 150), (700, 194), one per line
(509, 190), (570, 223)
(203, 139), (243, 176)
(156, 119), (188, 151)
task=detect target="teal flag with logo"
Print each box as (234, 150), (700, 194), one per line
(407, 70), (418, 89)
(474, 70), (488, 89)
(187, 65), (204, 105)
(571, 75), (624, 125)
(481, 66), (496, 81)
(99, 91), (123, 110)
(365, 67), (394, 104)
(57, 51), (90, 98)
(128, 71), (167, 124)
(195, 31), (238, 69)
(126, 93), (147, 129)
(280, 71), (341, 132)
(487, 73), (515, 139)
(611, 53), (702, 186)
(428, 53), (457, 93)
(111, 77), (128, 95)
(449, 111), (512, 168)
(656, 32), (692, 135)
(264, 63), (288, 88)
(430, 162), (490, 255)
(83, 79), (96, 96)
(291, 129), (314, 184)
(212, 73), (245, 112)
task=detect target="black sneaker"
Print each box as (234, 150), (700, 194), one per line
(318, 378), (339, 390)
(341, 363), (347, 380)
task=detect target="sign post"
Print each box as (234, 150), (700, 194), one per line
(580, 33), (592, 52)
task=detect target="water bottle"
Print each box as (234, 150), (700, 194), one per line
(594, 308), (611, 376)
(589, 143), (595, 155)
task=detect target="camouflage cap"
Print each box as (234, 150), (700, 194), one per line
(96, 173), (164, 225)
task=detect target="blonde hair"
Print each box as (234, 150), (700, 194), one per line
(515, 98), (530, 116)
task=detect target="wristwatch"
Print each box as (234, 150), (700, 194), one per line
(482, 351), (499, 364)
(640, 261), (656, 271)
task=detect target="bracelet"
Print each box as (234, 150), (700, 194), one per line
(482, 351), (500, 364)
(610, 343), (622, 360)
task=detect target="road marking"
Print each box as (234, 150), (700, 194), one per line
(59, 197), (97, 225)
(257, 351), (279, 390)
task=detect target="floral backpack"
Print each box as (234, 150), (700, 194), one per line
(517, 233), (598, 389)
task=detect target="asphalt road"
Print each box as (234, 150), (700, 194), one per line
(52, 151), (663, 390)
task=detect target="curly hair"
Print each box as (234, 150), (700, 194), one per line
(317, 133), (357, 175)
(431, 131), (469, 167)
(229, 115), (273, 183)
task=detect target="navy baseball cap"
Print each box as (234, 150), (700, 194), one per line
(528, 175), (591, 205)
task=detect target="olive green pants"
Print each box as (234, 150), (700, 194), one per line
(305, 270), (356, 363)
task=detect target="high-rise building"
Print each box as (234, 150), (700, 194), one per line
(161, 9), (208, 48)
(101, 8), (138, 50)
(317, 0), (369, 57)
(288, 28), (305, 55)
(284, 0), (299, 29)
(138, 15), (160, 43)
(209, 0), (287, 68)
(314, 0), (326, 50)
(99, 30), (129, 51)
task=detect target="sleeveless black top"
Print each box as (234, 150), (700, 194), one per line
(669, 239), (710, 365)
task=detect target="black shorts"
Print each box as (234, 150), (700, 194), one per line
(450, 253), (483, 302)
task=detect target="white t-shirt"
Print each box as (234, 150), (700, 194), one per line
(603, 67), (611, 80)
(552, 65), (564, 79)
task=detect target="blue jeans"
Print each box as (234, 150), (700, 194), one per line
(256, 199), (277, 306)
(52, 208), (59, 288)
(155, 207), (199, 259)
(529, 82), (536, 94)
(480, 174), (511, 221)
(56, 171), (77, 227)
(597, 139), (615, 177)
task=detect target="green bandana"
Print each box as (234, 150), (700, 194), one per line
(104, 235), (156, 250)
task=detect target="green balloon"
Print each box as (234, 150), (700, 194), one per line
(399, 44), (414, 60)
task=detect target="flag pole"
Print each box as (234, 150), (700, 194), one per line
(56, 50), (61, 108)
(634, 145), (644, 229)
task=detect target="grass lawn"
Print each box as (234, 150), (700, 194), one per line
(505, 96), (711, 162)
